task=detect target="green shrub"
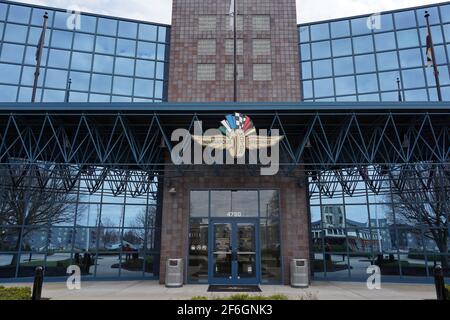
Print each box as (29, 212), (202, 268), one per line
(0, 286), (31, 300)
(446, 285), (450, 300)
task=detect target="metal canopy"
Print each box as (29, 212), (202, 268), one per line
(0, 102), (448, 196)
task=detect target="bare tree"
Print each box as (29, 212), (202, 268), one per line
(0, 164), (78, 266)
(388, 164), (449, 268)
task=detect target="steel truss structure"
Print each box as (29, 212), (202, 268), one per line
(0, 102), (449, 197)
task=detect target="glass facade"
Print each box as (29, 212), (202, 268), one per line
(0, 166), (160, 279)
(299, 3), (450, 102)
(0, 1), (169, 103)
(309, 166), (449, 280)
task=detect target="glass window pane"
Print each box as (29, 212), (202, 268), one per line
(259, 190), (280, 218)
(45, 69), (68, 89)
(301, 61), (311, 79)
(138, 24), (157, 41)
(69, 71), (90, 91)
(95, 36), (116, 55)
(91, 74), (112, 93)
(97, 18), (117, 36)
(155, 62), (165, 79)
(353, 35), (374, 54)
(357, 73), (378, 93)
(394, 11), (417, 29)
(298, 26), (310, 42)
(112, 76), (133, 95)
(43, 89), (65, 102)
(93, 54), (114, 73)
(0, 43), (25, 63)
(115, 57), (135, 76)
(158, 27), (167, 43)
(73, 33), (94, 52)
(303, 80), (313, 99)
(374, 32), (396, 51)
(134, 79), (154, 97)
(379, 71), (400, 91)
(300, 44), (310, 60)
(314, 78), (334, 98)
(89, 93), (110, 102)
(137, 42), (156, 60)
(157, 44), (166, 61)
(231, 191), (258, 217)
(0, 84), (18, 101)
(135, 59), (155, 78)
(53, 11), (68, 29)
(404, 89), (428, 101)
(51, 30), (73, 49)
(48, 49), (70, 68)
(21, 66), (41, 86)
(27, 26), (49, 46)
(375, 14), (394, 33)
(332, 38), (352, 57)
(399, 48), (422, 68)
(441, 4), (450, 23)
(117, 39), (136, 57)
(7, 5), (31, 24)
(443, 24), (450, 42)
(426, 65), (450, 86)
(311, 41), (331, 59)
(376, 51), (399, 71)
(18, 87), (32, 102)
(402, 68), (425, 89)
(0, 3), (7, 21)
(310, 23), (329, 41)
(154, 80), (163, 98)
(351, 17), (370, 35)
(211, 191), (231, 217)
(190, 191), (209, 217)
(335, 76), (356, 95)
(118, 21), (137, 39)
(78, 15), (97, 33)
(0, 63), (20, 84)
(330, 20), (350, 38)
(313, 59), (332, 78)
(333, 57), (354, 76)
(4, 23), (28, 43)
(71, 52), (92, 71)
(355, 54), (376, 73)
(397, 29), (419, 49)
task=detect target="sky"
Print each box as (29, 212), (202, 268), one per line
(11, 0), (450, 25)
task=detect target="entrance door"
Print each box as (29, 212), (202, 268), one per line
(209, 219), (259, 284)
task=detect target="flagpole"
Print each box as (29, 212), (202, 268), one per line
(233, 0), (237, 102)
(65, 78), (72, 103)
(396, 77), (403, 102)
(32, 12), (48, 103)
(425, 11), (442, 102)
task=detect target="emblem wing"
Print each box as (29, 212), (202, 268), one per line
(192, 135), (228, 149)
(246, 136), (284, 150)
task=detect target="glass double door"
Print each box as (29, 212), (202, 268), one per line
(208, 219), (260, 285)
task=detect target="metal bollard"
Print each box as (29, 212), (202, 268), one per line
(433, 265), (447, 301)
(31, 266), (44, 301)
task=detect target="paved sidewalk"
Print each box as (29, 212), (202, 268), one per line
(1, 280), (436, 300)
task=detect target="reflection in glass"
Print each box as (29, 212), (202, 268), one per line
(95, 36), (116, 55)
(188, 219), (209, 283)
(0, 43), (25, 63)
(232, 190), (258, 217)
(7, 5), (31, 24)
(4, 23), (28, 43)
(211, 191), (231, 217)
(139, 24), (157, 41)
(213, 223), (232, 279)
(98, 18), (117, 36)
(260, 219), (281, 282)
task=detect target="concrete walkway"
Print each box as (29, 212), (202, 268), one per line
(1, 280), (436, 300)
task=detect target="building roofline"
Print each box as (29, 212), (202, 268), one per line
(297, 0), (450, 26)
(0, 0), (171, 28)
(0, 101), (449, 113)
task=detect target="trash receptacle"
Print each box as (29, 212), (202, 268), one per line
(165, 258), (183, 288)
(290, 259), (309, 288)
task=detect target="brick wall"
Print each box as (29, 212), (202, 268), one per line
(168, 0), (301, 102)
(159, 163), (309, 285)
